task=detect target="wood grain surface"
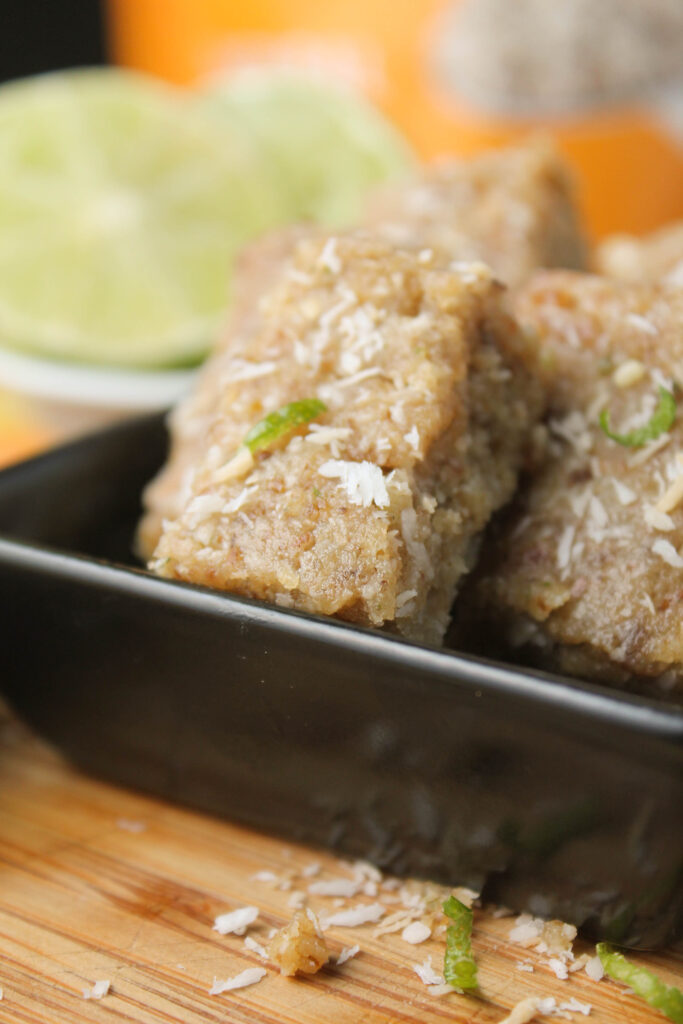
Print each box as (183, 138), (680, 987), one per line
(0, 703), (680, 1024)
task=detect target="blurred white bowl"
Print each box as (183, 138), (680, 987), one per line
(0, 345), (195, 438)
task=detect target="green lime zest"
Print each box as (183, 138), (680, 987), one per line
(597, 944), (683, 1023)
(599, 386), (676, 447)
(244, 398), (326, 454)
(443, 896), (478, 991)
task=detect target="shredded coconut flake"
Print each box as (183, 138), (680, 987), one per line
(116, 818), (146, 833)
(225, 486), (257, 514)
(557, 525), (576, 571)
(212, 446), (254, 483)
(611, 479), (637, 505)
(560, 997), (592, 1015)
(645, 506), (675, 531)
(413, 956), (445, 986)
(652, 538), (683, 568)
(244, 935), (268, 959)
(319, 460), (389, 508)
(401, 921), (432, 944)
(319, 237), (341, 274)
(588, 494), (608, 528)
(628, 433), (671, 467)
(548, 957), (569, 980)
(209, 967), (267, 995)
(498, 996), (543, 1024)
(509, 914), (545, 947)
(185, 493), (225, 528)
(213, 906), (259, 936)
(228, 360), (276, 382)
(309, 878), (361, 898)
(626, 313), (657, 335)
(656, 473), (683, 514)
(584, 956), (604, 982)
(395, 588), (418, 609)
(321, 902), (386, 928)
(325, 366), (383, 392)
(251, 870), (278, 883)
(83, 980), (110, 1000)
(305, 426), (352, 446)
(336, 944), (360, 965)
(403, 425), (420, 453)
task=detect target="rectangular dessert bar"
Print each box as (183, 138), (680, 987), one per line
(143, 233), (542, 644)
(465, 271), (683, 691)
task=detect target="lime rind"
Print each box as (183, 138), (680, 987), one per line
(0, 67), (413, 369)
(203, 69), (415, 226)
(0, 69), (289, 368)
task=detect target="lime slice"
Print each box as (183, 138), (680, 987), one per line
(0, 69), (289, 368)
(203, 69), (414, 226)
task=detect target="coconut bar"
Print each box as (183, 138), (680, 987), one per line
(144, 233), (542, 645)
(364, 141), (587, 289)
(465, 272), (683, 690)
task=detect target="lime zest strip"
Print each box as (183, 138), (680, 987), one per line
(599, 386), (676, 447)
(244, 398), (327, 454)
(443, 895), (479, 991)
(212, 398), (327, 483)
(597, 944), (683, 1023)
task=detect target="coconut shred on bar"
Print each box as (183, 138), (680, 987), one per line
(145, 233), (542, 644)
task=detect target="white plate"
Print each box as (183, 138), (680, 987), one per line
(0, 346), (195, 437)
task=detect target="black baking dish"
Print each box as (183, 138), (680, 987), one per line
(0, 413), (680, 948)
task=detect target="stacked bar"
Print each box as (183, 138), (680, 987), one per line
(143, 233), (542, 644)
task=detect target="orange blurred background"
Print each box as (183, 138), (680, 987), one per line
(108, 0), (683, 240)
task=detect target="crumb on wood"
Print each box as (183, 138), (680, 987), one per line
(268, 909), (329, 977)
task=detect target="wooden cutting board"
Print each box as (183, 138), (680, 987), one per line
(0, 703), (680, 1024)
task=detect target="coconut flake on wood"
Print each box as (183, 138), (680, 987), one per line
(401, 921), (432, 944)
(560, 997), (592, 1015)
(336, 944), (360, 965)
(209, 967), (267, 995)
(309, 877), (361, 898)
(83, 980), (110, 1000)
(243, 935), (268, 959)
(548, 957), (569, 979)
(321, 902), (386, 928)
(413, 956), (445, 986)
(213, 906), (259, 935)
(498, 997), (544, 1024)
(584, 956), (604, 981)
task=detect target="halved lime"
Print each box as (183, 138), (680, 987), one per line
(0, 69), (289, 368)
(203, 69), (414, 226)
